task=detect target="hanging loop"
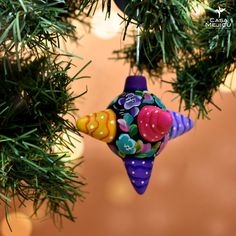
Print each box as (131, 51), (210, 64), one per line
(136, 8), (141, 67)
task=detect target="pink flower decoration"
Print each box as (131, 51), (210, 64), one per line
(141, 143), (151, 153)
(117, 119), (129, 132)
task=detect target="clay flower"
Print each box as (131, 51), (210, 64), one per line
(117, 113), (134, 132)
(141, 143), (152, 153)
(116, 134), (136, 155)
(143, 93), (154, 104)
(118, 93), (142, 117)
(117, 119), (129, 132)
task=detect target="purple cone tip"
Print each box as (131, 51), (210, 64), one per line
(123, 157), (154, 194)
(124, 76), (148, 92)
(168, 111), (194, 139)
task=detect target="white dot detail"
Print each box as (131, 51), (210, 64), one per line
(147, 112), (150, 115)
(146, 171), (149, 175)
(142, 161), (145, 164)
(132, 161), (135, 164)
(141, 181), (144, 185)
(145, 123), (148, 127)
(132, 180), (135, 183)
(152, 124), (155, 128)
(132, 171), (135, 175)
(100, 115), (104, 119)
(109, 136), (113, 140)
(100, 131), (104, 135)
(110, 120), (115, 124)
(143, 134), (147, 137)
(90, 125), (95, 129)
(155, 110), (158, 113)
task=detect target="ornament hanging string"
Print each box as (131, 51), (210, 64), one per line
(136, 8), (141, 67)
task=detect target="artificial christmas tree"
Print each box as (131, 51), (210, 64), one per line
(0, 0), (89, 226)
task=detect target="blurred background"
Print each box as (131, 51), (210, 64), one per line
(1, 6), (236, 236)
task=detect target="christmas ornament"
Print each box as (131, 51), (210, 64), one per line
(76, 75), (193, 194)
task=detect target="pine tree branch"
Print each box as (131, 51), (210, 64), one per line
(0, 0), (89, 226)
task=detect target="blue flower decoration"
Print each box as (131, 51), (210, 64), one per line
(116, 134), (136, 155)
(123, 113), (134, 125)
(118, 93), (142, 110)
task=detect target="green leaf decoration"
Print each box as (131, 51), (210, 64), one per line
(118, 150), (126, 158)
(135, 139), (143, 153)
(135, 91), (144, 96)
(135, 153), (148, 158)
(153, 96), (166, 110)
(123, 113), (134, 126)
(152, 142), (162, 151)
(129, 124), (138, 138)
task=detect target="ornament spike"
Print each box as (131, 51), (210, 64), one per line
(137, 105), (173, 142)
(76, 109), (117, 143)
(168, 111), (194, 140)
(123, 158), (154, 194)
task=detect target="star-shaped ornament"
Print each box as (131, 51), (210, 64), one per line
(77, 76), (193, 194)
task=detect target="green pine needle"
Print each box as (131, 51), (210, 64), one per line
(112, 0), (236, 117)
(0, 56), (88, 224)
(0, 0), (90, 226)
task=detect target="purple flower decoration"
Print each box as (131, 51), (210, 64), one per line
(118, 93), (142, 110)
(130, 107), (139, 117)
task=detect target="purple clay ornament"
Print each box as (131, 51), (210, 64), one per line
(110, 76), (172, 194)
(76, 75), (194, 194)
(124, 158), (154, 194)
